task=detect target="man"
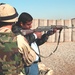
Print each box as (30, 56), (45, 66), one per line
(0, 3), (25, 75)
(12, 12), (57, 75)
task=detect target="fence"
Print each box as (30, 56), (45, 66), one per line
(32, 19), (75, 42)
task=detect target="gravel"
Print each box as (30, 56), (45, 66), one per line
(39, 42), (75, 75)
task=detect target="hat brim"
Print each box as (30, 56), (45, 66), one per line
(1, 17), (18, 22)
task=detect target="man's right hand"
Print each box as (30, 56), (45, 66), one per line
(34, 31), (42, 39)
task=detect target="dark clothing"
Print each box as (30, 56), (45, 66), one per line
(24, 33), (49, 46)
(25, 33), (49, 62)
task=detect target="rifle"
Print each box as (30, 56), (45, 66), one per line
(20, 25), (70, 35)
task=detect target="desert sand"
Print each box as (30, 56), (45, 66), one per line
(39, 42), (75, 75)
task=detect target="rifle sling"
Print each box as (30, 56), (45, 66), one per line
(32, 29), (62, 58)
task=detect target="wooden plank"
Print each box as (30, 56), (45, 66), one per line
(64, 20), (71, 42)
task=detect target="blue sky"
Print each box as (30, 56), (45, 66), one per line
(0, 0), (75, 19)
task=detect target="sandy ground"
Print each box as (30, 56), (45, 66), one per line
(39, 42), (75, 75)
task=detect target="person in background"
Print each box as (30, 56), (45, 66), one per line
(12, 12), (57, 75)
(0, 3), (25, 75)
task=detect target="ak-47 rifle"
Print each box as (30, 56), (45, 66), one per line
(20, 25), (70, 35)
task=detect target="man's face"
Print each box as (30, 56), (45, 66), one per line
(21, 21), (32, 29)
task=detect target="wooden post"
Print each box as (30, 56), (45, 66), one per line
(71, 18), (75, 41)
(64, 19), (71, 42)
(47, 20), (56, 43)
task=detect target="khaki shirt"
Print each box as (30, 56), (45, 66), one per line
(0, 27), (11, 32)
(17, 34), (36, 65)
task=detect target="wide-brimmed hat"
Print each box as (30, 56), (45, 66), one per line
(0, 3), (18, 22)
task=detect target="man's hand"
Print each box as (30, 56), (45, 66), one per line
(34, 31), (42, 39)
(47, 29), (57, 36)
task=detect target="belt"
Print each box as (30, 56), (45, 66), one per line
(34, 61), (39, 63)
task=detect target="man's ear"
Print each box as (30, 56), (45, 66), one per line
(20, 22), (23, 26)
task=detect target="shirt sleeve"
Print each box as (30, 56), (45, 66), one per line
(17, 34), (36, 63)
(17, 34), (29, 53)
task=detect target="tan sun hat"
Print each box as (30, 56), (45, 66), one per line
(0, 3), (18, 22)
